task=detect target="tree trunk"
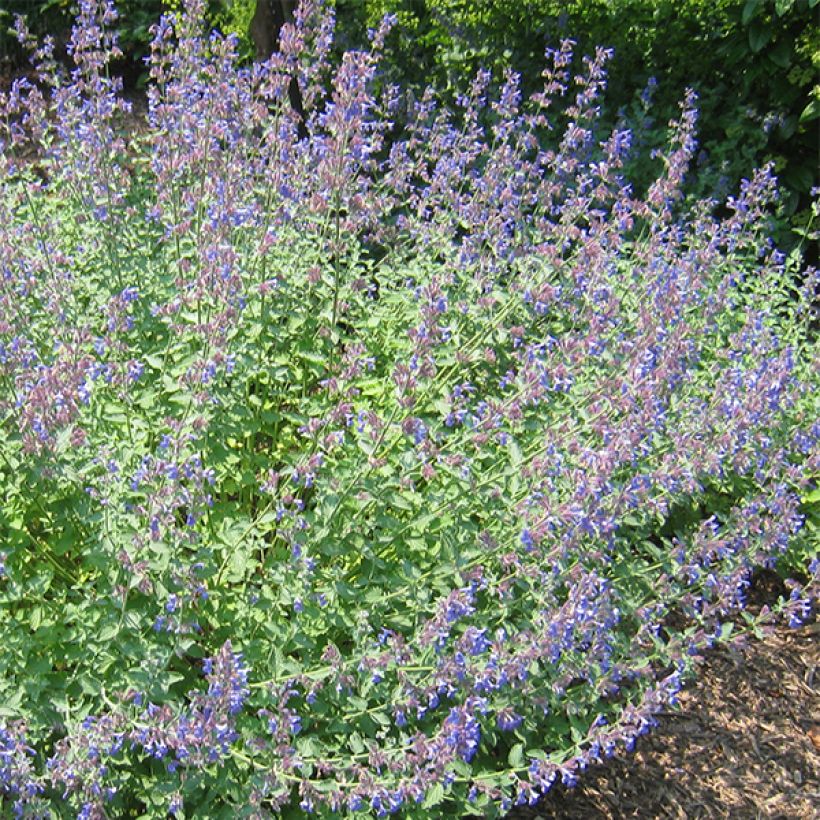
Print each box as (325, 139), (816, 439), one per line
(249, 0), (307, 137)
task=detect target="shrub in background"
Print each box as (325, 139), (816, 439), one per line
(1, 0), (166, 68)
(0, 0), (817, 817)
(0, 1), (227, 82)
(719, 0), (819, 245)
(334, 0), (819, 253)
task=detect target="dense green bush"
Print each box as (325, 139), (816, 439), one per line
(1, 1), (159, 61)
(1, 1), (230, 79)
(0, 2), (817, 816)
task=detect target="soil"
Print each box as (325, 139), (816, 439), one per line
(506, 619), (819, 819)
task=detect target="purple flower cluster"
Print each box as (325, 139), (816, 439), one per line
(0, 723), (44, 817)
(0, 643), (249, 817)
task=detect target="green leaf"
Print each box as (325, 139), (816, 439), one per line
(741, 0), (763, 25)
(371, 710), (390, 726)
(783, 165), (814, 193)
(774, 0), (793, 14)
(508, 742), (525, 768)
(778, 115), (797, 139)
(29, 606), (43, 632)
(748, 22), (772, 52)
(422, 782), (446, 809)
(98, 623), (120, 643)
(509, 439), (523, 468)
(799, 99), (820, 123)
(768, 39), (792, 68)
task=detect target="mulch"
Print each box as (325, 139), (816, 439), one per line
(506, 618), (819, 819)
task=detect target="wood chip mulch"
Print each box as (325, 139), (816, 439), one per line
(507, 619), (819, 819)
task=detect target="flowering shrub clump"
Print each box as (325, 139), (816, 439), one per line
(0, 1), (817, 817)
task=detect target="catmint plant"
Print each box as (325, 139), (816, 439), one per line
(0, 1), (816, 817)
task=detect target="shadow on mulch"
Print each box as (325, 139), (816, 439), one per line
(507, 618), (819, 819)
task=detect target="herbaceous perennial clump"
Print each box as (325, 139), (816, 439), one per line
(0, 1), (817, 817)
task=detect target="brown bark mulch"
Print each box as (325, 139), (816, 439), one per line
(507, 619), (819, 819)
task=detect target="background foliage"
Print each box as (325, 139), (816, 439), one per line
(331, 0), (819, 253)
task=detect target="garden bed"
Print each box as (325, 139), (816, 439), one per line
(509, 589), (819, 818)
(0, 3), (817, 817)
